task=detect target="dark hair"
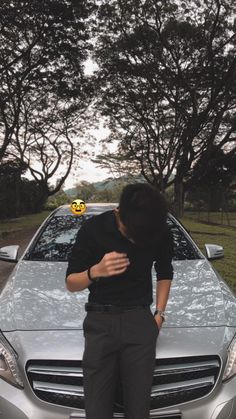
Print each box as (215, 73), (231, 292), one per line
(119, 183), (168, 247)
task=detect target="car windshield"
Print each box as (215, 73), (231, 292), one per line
(24, 213), (201, 262)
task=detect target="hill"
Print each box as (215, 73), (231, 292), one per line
(65, 175), (144, 197)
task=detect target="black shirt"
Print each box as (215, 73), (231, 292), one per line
(66, 210), (174, 306)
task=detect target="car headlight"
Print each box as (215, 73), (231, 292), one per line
(222, 335), (236, 382)
(0, 332), (24, 388)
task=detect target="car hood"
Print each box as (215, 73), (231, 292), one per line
(3, 327), (236, 366)
(1, 259), (236, 331)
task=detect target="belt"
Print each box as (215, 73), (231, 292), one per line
(85, 302), (149, 313)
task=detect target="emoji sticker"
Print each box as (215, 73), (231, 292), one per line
(70, 199), (86, 216)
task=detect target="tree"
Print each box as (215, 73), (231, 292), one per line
(45, 189), (70, 210)
(74, 181), (97, 201)
(0, 0), (94, 202)
(186, 146), (236, 211)
(94, 0), (236, 216)
(6, 93), (89, 207)
(0, 159), (49, 218)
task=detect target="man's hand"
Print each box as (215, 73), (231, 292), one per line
(154, 314), (163, 331)
(91, 251), (130, 278)
(66, 252), (130, 292)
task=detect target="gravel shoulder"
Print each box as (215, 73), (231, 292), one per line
(0, 228), (37, 292)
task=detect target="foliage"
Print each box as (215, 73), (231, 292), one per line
(91, 183), (122, 202)
(94, 0), (236, 216)
(0, 160), (48, 218)
(186, 147), (236, 211)
(0, 0), (95, 202)
(72, 178), (138, 203)
(73, 181), (97, 201)
(44, 190), (70, 210)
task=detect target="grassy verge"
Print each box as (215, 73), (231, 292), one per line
(0, 211), (51, 239)
(185, 211), (236, 228)
(181, 216), (236, 294)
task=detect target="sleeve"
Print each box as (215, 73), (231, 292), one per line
(65, 222), (94, 279)
(153, 227), (174, 281)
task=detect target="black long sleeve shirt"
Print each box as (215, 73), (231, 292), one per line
(66, 210), (174, 306)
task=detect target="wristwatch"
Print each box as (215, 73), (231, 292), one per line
(87, 267), (100, 282)
(154, 309), (165, 322)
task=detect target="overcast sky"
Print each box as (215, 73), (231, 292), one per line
(26, 59), (116, 190)
(26, 124), (116, 190)
(64, 126), (114, 189)
(64, 59), (117, 188)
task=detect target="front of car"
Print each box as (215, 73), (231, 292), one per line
(0, 204), (236, 419)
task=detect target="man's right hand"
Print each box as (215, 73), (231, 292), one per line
(66, 252), (130, 292)
(91, 252), (130, 278)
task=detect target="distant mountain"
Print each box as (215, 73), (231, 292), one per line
(64, 175), (144, 197)
(65, 187), (77, 197)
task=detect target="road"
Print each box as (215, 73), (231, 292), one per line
(0, 228), (37, 292)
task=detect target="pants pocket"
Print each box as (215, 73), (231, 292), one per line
(146, 309), (159, 334)
(83, 312), (111, 335)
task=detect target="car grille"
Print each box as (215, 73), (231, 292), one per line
(26, 355), (220, 412)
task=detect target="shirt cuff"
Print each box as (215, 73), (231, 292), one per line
(156, 272), (173, 281)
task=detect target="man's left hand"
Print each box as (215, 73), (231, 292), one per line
(154, 314), (163, 331)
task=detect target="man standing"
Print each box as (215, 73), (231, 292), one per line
(66, 183), (174, 419)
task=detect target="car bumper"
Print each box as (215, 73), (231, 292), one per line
(1, 376), (236, 419)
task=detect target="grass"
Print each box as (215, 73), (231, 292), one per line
(185, 211), (236, 228)
(181, 215), (236, 294)
(0, 210), (235, 294)
(0, 211), (51, 239)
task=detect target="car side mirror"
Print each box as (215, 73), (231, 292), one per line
(205, 244), (224, 260)
(0, 245), (19, 263)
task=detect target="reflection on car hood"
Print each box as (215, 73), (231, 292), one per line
(0, 259), (236, 331)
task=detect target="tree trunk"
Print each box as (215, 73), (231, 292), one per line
(173, 178), (184, 218)
(32, 182), (49, 213)
(14, 174), (21, 217)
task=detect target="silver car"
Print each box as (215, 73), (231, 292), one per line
(0, 204), (236, 419)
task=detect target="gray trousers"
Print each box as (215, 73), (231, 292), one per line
(82, 306), (159, 419)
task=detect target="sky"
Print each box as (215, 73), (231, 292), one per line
(63, 59), (116, 188)
(26, 125), (115, 190)
(64, 159), (111, 189)
(65, 59), (117, 188)
(58, 58), (115, 189)
(26, 59), (117, 190)
(64, 126), (114, 189)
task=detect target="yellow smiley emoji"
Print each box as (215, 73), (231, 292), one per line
(70, 199), (86, 216)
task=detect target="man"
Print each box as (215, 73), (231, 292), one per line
(66, 183), (174, 419)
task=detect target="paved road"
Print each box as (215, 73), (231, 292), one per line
(0, 228), (37, 292)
